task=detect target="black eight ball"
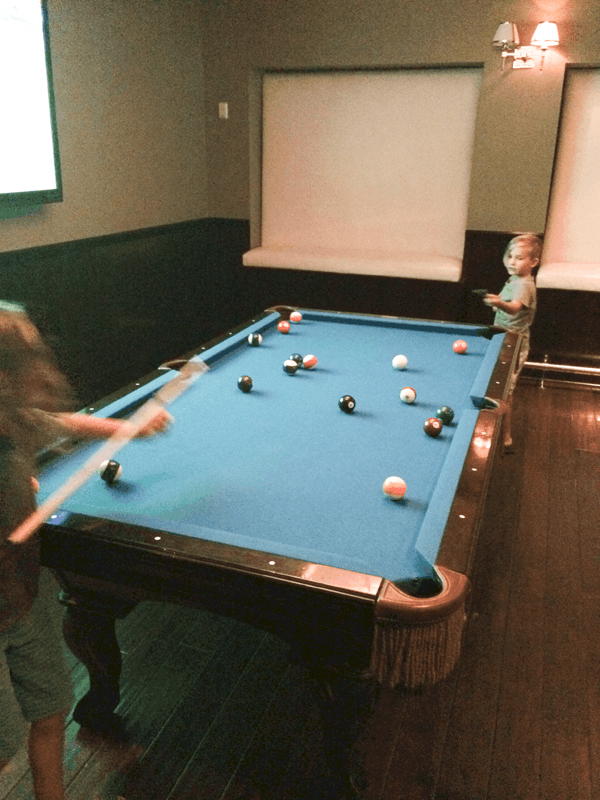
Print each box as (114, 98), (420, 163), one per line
(100, 459), (122, 485)
(339, 395), (356, 413)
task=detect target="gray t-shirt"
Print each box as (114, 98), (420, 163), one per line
(494, 275), (536, 339)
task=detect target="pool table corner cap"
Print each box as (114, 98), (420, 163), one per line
(375, 567), (470, 624)
(267, 304), (297, 319)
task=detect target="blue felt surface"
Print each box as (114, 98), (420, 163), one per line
(40, 312), (501, 583)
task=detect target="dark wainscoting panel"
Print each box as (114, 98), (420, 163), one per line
(1, 223), (597, 407)
(533, 289), (600, 366)
(0, 219), (251, 405)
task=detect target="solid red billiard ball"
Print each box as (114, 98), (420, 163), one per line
(453, 339), (468, 354)
(278, 321), (291, 334)
(424, 417), (443, 437)
(383, 476), (407, 500)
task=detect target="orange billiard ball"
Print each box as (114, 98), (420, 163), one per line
(383, 476), (407, 501)
(277, 320), (291, 334)
(453, 339), (468, 354)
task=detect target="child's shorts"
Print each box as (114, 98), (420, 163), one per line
(0, 568), (73, 762)
(510, 344), (529, 394)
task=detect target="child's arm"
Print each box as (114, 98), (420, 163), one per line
(53, 408), (172, 440)
(483, 294), (525, 315)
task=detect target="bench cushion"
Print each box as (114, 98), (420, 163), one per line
(536, 262), (600, 292)
(243, 247), (462, 282)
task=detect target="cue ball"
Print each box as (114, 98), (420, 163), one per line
(99, 459), (122, 485)
(247, 332), (262, 346)
(290, 311), (303, 322)
(437, 406), (454, 425)
(392, 354), (408, 370)
(277, 321), (291, 334)
(339, 395), (356, 413)
(424, 418), (443, 438)
(383, 476), (407, 500)
(400, 386), (416, 404)
(303, 354), (317, 369)
(237, 375), (253, 392)
(453, 339), (468, 354)
(283, 359), (298, 374)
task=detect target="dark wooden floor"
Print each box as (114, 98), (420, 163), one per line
(1, 379), (598, 800)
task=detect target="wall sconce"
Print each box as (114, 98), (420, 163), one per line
(531, 21), (559, 70)
(492, 21), (559, 71)
(492, 22), (520, 70)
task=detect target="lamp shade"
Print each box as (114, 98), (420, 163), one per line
(531, 21), (559, 48)
(492, 22), (519, 48)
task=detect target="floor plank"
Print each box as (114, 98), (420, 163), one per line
(431, 390), (530, 800)
(540, 390), (593, 800)
(485, 384), (548, 800)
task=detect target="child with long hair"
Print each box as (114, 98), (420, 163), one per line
(0, 301), (169, 800)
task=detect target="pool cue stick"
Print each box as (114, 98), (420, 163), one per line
(9, 360), (208, 545)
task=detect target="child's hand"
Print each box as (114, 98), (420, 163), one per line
(135, 408), (173, 438)
(483, 293), (501, 307)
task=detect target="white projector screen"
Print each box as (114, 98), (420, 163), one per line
(539, 68), (600, 290)
(244, 68), (482, 280)
(0, 0), (62, 208)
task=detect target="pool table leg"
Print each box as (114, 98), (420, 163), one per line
(59, 596), (133, 738)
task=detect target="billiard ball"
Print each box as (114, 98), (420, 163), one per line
(290, 353), (303, 366)
(437, 406), (454, 425)
(303, 354), (318, 369)
(283, 359), (298, 374)
(392, 354), (408, 370)
(453, 339), (468, 354)
(278, 321), (291, 334)
(99, 459), (122, 485)
(290, 311), (303, 322)
(237, 375), (253, 392)
(383, 476), (407, 500)
(399, 386), (416, 404)
(247, 333), (262, 346)
(424, 418), (443, 438)
(339, 395), (356, 413)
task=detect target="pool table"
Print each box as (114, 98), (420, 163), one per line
(39, 308), (518, 731)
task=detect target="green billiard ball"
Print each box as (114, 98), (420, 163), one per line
(437, 406), (454, 425)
